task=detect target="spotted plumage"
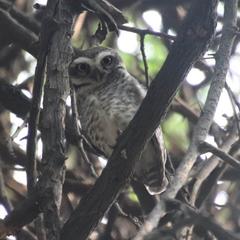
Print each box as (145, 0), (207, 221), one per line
(70, 46), (168, 194)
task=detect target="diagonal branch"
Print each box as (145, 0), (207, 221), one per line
(137, 0), (238, 238)
(199, 141), (240, 170)
(164, 0), (237, 201)
(0, 0), (40, 34)
(0, 1), (132, 238)
(60, 0), (217, 239)
(145, 199), (239, 240)
(0, 8), (38, 56)
(119, 25), (176, 41)
(190, 122), (238, 206)
(0, 81), (87, 147)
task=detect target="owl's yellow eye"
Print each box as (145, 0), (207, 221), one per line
(101, 55), (113, 68)
(77, 63), (91, 75)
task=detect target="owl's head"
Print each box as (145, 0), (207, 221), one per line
(69, 47), (125, 91)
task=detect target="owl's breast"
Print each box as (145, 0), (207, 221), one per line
(77, 94), (119, 156)
(98, 79), (144, 129)
(76, 78), (145, 156)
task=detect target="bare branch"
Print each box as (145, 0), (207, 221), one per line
(140, 35), (149, 88)
(0, 0), (40, 34)
(171, 97), (199, 123)
(70, 85), (98, 178)
(137, 0), (237, 238)
(119, 25), (176, 41)
(144, 199), (239, 240)
(26, 3), (59, 194)
(199, 141), (240, 170)
(35, 0), (74, 238)
(0, 9), (38, 56)
(190, 122), (238, 206)
(61, 0), (217, 239)
(166, 0), (237, 198)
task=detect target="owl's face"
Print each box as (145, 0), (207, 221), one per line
(69, 47), (124, 91)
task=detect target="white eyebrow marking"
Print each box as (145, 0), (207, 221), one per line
(73, 57), (93, 65)
(95, 51), (115, 65)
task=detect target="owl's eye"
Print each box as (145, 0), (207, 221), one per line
(77, 63), (91, 75)
(101, 55), (113, 68)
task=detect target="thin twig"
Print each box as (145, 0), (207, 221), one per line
(199, 141), (240, 170)
(0, 9), (38, 57)
(61, 0), (216, 239)
(11, 115), (28, 140)
(70, 85), (98, 178)
(136, 0), (236, 237)
(190, 122), (238, 206)
(144, 199), (239, 240)
(164, 0), (237, 204)
(119, 25), (176, 41)
(140, 34), (149, 88)
(26, 18), (56, 195)
(0, 0), (40, 34)
(225, 82), (240, 137)
(114, 202), (142, 228)
(171, 97), (199, 123)
(169, 199), (239, 240)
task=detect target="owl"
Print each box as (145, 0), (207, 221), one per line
(69, 47), (168, 194)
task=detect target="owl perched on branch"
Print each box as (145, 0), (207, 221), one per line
(69, 47), (168, 194)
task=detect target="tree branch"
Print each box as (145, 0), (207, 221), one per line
(60, 0), (217, 239)
(199, 141), (240, 170)
(144, 199), (239, 240)
(26, 1), (59, 194)
(165, 0), (237, 199)
(0, 8), (38, 56)
(0, 0), (40, 34)
(34, 0), (74, 239)
(190, 122), (238, 206)
(136, 0), (237, 237)
(119, 25), (176, 41)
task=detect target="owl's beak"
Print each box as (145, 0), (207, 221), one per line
(92, 68), (105, 82)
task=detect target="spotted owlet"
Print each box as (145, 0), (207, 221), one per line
(69, 47), (168, 194)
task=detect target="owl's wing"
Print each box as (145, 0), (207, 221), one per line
(134, 128), (168, 195)
(114, 77), (168, 194)
(150, 128), (168, 192)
